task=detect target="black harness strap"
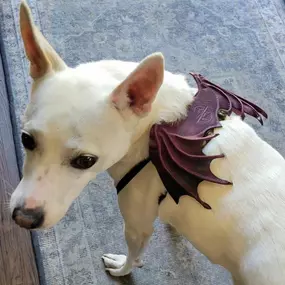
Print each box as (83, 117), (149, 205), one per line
(116, 157), (151, 194)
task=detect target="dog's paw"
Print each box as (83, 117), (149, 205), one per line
(102, 254), (129, 276)
(102, 254), (143, 277)
(102, 254), (127, 269)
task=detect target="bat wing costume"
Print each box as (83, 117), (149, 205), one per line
(117, 73), (268, 209)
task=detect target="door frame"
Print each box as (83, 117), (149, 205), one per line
(0, 51), (40, 285)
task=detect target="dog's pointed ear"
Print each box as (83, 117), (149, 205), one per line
(111, 53), (164, 116)
(19, 1), (67, 79)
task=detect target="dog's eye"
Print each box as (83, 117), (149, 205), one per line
(21, 131), (36, 151)
(70, 155), (98, 170)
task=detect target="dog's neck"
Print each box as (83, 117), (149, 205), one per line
(108, 72), (196, 184)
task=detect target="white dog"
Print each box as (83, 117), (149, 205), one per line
(10, 2), (285, 284)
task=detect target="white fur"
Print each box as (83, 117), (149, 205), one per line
(11, 2), (285, 284)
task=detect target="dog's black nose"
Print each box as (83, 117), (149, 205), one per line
(12, 207), (44, 229)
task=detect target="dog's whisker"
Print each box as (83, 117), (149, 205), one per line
(5, 191), (12, 197)
(0, 201), (11, 212)
(0, 177), (15, 193)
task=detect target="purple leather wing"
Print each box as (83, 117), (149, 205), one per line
(149, 73), (268, 209)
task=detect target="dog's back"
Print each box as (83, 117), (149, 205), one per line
(219, 117), (285, 284)
(158, 116), (285, 284)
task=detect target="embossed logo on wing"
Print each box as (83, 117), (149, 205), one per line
(194, 105), (214, 124)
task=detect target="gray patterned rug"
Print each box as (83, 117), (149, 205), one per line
(1, 0), (285, 284)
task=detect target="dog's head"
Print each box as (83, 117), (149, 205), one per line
(10, 1), (164, 229)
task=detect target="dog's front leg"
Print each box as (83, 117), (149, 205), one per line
(103, 163), (162, 276)
(103, 223), (152, 276)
